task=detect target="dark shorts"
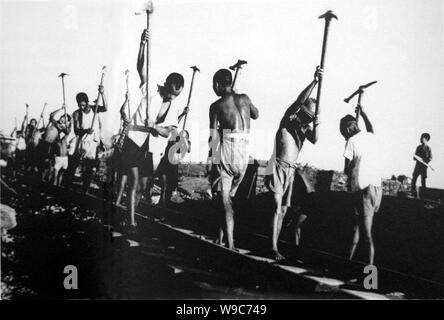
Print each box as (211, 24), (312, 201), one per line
(110, 150), (125, 175)
(156, 151), (179, 189)
(413, 164), (427, 178)
(290, 171), (316, 216)
(120, 136), (153, 178)
(38, 141), (55, 167)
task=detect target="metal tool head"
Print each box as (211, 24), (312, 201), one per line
(319, 10), (338, 21)
(359, 80), (377, 90)
(101, 66), (107, 74)
(58, 72), (69, 78)
(229, 59), (248, 71)
(125, 69), (130, 76)
(190, 66), (200, 73)
(135, 0), (154, 14)
(344, 80), (377, 103)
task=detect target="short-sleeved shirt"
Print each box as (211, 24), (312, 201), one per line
(343, 131), (382, 190)
(126, 83), (180, 148)
(414, 144), (432, 167)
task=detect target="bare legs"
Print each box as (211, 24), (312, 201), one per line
(52, 168), (65, 186)
(222, 189), (235, 250)
(129, 167), (139, 226)
(160, 174), (168, 208)
(115, 174), (127, 207)
(348, 215), (374, 265)
(81, 163), (95, 195)
(215, 190), (235, 250)
(294, 213), (307, 246)
(272, 193), (287, 260)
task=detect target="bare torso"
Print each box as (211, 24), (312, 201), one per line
(275, 109), (308, 164)
(211, 93), (253, 133)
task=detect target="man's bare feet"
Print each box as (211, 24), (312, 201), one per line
(272, 250), (285, 261)
(214, 238), (224, 245)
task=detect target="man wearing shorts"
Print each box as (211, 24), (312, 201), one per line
(340, 104), (382, 265)
(209, 69), (259, 250)
(268, 66), (322, 260)
(45, 108), (72, 186)
(64, 87), (107, 194)
(119, 28), (185, 229)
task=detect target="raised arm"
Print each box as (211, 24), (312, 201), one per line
(120, 92), (130, 123)
(49, 107), (64, 125)
(289, 67), (323, 114)
(357, 104), (374, 133)
(98, 85), (108, 112)
(21, 116), (27, 133)
(137, 29), (149, 86)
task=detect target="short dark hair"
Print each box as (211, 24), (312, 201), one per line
(339, 114), (358, 136)
(213, 69), (232, 87)
(165, 73), (184, 90)
(59, 114), (71, 122)
(421, 133), (431, 141)
(76, 92), (89, 104)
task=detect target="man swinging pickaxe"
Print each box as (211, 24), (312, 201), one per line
(344, 81), (377, 120)
(229, 59), (247, 90)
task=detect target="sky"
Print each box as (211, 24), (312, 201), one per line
(1, 0), (443, 187)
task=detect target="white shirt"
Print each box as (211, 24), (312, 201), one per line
(80, 109), (101, 142)
(127, 83), (180, 148)
(16, 136), (26, 151)
(343, 131), (382, 190)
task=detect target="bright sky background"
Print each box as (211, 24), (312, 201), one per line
(1, 0), (443, 187)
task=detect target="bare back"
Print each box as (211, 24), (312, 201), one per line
(210, 93), (257, 133)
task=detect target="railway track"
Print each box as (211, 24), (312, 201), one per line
(3, 173), (444, 299)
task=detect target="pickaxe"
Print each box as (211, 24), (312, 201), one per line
(78, 66), (107, 158)
(36, 101), (48, 128)
(344, 81), (377, 120)
(58, 72), (69, 122)
(125, 69), (130, 116)
(182, 65), (200, 131)
(315, 10), (338, 117)
(135, 0), (154, 154)
(229, 59), (247, 90)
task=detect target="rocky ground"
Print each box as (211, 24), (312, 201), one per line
(2, 162), (444, 299)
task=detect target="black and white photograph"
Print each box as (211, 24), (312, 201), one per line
(1, 0), (444, 304)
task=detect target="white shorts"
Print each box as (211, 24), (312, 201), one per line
(54, 156), (68, 170)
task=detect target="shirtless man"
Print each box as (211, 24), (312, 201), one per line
(46, 107), (71, 185)
(269, 66), (322, 260)
(24, 117), (45, 175)
(209, 69), (259, 250)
